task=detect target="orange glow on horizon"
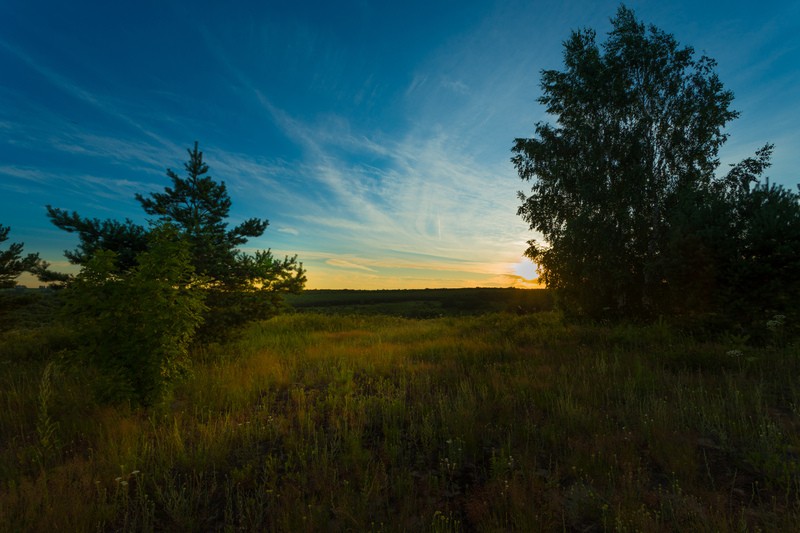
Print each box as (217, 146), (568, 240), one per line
(303, 257), (543, 291)
(12, 257), (546, 291)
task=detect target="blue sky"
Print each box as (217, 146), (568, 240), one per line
(1, 1), (798, 289)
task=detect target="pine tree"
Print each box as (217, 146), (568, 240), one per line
(0, 224), (40, 288)
(135, 142), (268, 286)
(45, 142), (306, 339)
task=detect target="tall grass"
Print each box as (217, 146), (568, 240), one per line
(1, 312), (799, 530)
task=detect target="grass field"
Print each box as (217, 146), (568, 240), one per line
(284, 288), (553, 318)
(1, 292), (799, 530)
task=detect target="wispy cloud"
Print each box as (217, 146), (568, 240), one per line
(53, 133), (177, 171)
(243, 87), (533, 287)
(296, 250), (525, 286)
(198, 23), (535, 288)
(326, 258), (378, 273)
(485, 273), (542, 289)
(0, 165), (144, 199)
(0, 38), (181, 152)
(277, 226), (300, 236)
(0, 165), (53, 184)
(405, 73), (429, 96)
(440, 77), (470, 95)
(0, 1), (550, 290)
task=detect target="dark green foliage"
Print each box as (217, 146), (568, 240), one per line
(660, 144), (800, 335)
(197, 286), (288, 342)
(731, 183), (800, 316)
(513, 6), (736, 317)
(60, 225), (206, 406)
(721, 148), (800, 319)
(513, 6), (798, 324)
(135, 142), (268, 285)
(0, 289), (62, 332)
(0, 225), (40, 288)
(44, 207), (148, 272)
(134, 143), (305, 341)
(45, 142), (306, 340)
(194, 250), (307, 341)
(27, 261), (71, 286)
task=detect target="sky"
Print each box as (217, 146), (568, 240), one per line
(1, 1), (798, 289)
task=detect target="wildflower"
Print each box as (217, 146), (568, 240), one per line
(767, 314), (786, 332)
(727, 349), (743, 358)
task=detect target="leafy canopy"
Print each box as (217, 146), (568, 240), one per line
(512, 5), (796, 320)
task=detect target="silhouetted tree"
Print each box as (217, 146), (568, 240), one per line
(134, 143), (306, 339)
(44, 209), (148, 273)
(135, 143), (269, 285)
(512, 5), (793, 320)
(664, 145), (800, 328)
(0, 224), (40, 288)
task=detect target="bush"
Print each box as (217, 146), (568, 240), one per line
(60, 225), (205, 406)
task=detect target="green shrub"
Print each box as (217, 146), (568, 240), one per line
(60, 225), (206, 406)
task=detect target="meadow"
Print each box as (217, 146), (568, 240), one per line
(1, 289), (799, 531)
(284, 288), (553, 317)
